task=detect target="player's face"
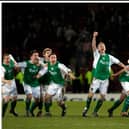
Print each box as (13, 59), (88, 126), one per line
(98, 42), (106, 54)
(49, 54), (57, 64)
(3, 55), (10, 65)
(31, 52), (39, 64)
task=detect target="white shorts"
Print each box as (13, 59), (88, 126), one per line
(42, 85), (49, 97)
(121, 82), (129, 95)
(2, 79), (17, 98)
(24, 84), (43, 98)
(89, 78), (109, 95)
(47, 83), (64, 101)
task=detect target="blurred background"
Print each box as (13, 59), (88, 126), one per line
(2, 3), (129, 94)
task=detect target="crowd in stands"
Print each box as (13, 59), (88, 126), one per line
(2, 3), (129, 93)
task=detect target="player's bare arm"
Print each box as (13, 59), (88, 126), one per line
(112, 66), (128, 77)
(1, 77), (12, 85)
(92, 32), (98, 51)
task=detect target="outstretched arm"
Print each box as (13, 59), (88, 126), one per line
(117, 62), (126, 68)
(58, 63), (76, 80)
(92, 32), (98, 51)
(112, 66), (129, 77)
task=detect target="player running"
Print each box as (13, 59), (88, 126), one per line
(82, 32), (125, 117)
(37, 53), (76, 116)
(2, 53), (18, 117)
(38, 48), (53, 116)
(17, 50), (43, 117)
(108, 60), (129, 117)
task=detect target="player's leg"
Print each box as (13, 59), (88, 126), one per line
(121, 82), (129, 117)
(57, 87), (67, 117)
(10, 96), (18, 116)
(9, 80), (18, 116)
(108, 92), (126, 117)
(82, 78), (99, 117)
(44, 93), (53, 116)
(44, 84), (57, 116)
(2, 96), (10, 117)
(37, 85), (44, 117)
(44, 86), (53, 114)
(93, 79), (109, 117)
(93, 94), (105, 117)
(24, 84), (32, 116)
(30, 86), (42, 117)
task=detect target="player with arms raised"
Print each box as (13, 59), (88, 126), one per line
(82, 32), (125, 117)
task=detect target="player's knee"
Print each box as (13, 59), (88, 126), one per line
(12, 96), (17, 101)
(88, 92), (94, 98)
(100, 94), (105, 100)
(3, 96), (10, 103)
(27, 94), (32, 99)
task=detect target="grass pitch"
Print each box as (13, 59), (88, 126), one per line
(2, 101), (129, 129)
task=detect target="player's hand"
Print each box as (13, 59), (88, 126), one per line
(6, 80), (12, 85)
(125, 66), (129, 71)
(93, 32), (98, 37)
(111, 73), (117, 77)
(68, 72), (76, 80)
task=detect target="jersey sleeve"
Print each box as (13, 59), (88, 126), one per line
(1, 66), (5, 78)
(18, 61), (27, 68)
(109, 55), (120, 65)
(58, 63), (71, 74)
(93, 49), (99, 59)
(38, 67), (48, 76)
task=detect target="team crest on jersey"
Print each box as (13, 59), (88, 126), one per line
(33, 65), (36, 69)
(51, 67), (54, 70)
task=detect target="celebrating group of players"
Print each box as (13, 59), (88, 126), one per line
(1, 32), (129, 118)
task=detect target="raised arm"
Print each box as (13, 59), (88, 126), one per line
(92, 32), (98, 51)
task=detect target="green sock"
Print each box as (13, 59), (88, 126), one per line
(2, 102), (8, 117)
(86, 97), (92, 111)
(30, 102), (38, 112)
(50, 100), (52, 107)
(38, 101), (43, 111)
(94, 99), (103, 113)
(10, 100), (17, 112)
(25, 98), (31, 111)
(109, 99), (122, 111)
(122, 96), (129, 112)
(45, 102), (51, 113)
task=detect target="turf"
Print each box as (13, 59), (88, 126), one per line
(2, 101), (129, 129)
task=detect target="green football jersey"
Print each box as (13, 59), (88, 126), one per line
(24, 61), (41, 87)
(94, 54), (110, 80)
(2, 61), (15, 80)
(48, 61), (64, 86)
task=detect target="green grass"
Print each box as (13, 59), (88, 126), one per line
(2, 101), (129, 129)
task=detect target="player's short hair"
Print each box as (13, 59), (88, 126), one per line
(2, 53), (10, 61)
(42, 48), (52, 56)
(49, 52), (56, 57)
(98, 41), (105, 46)
(30, 50), (39, 56)
(3, 53), (9, 57)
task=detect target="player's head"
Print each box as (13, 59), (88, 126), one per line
(97, 42), (106, 54)
(42, 48), (52, 59)
(128, 59), (129, 64)
(3, 53), (10, 65)
(30, 50), (39, 64)
(49, 53), (57, 64)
